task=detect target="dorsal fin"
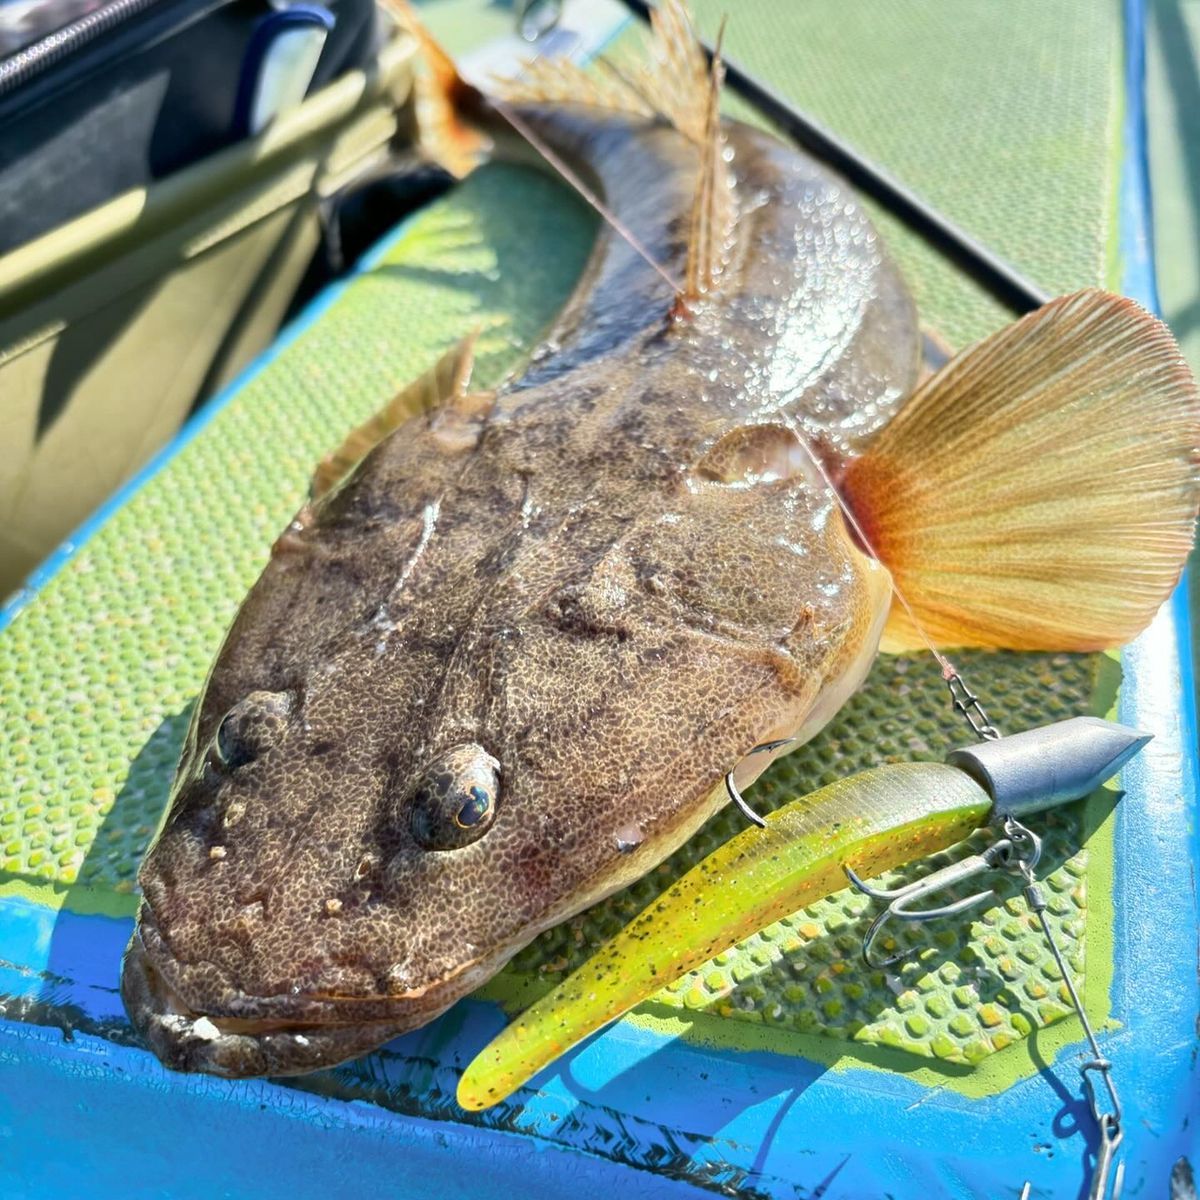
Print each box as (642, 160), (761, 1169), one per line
(502, 2), (736, 310)
(411, 0), (735, 315)
(491, 55), (655, 119)
(680, 24), (733, 304)
(495, 0), (714, 145)
(626, 0), (712, 143)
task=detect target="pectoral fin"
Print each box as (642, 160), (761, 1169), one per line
(311, 333), (491, 499)
(843, 289), (1200, 651)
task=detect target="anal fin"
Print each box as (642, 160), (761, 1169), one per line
(311, 333), (491, 499)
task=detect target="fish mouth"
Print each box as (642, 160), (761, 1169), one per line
(121, 910), (493, 1078)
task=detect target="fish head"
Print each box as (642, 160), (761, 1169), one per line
(122, 420), (892, 1078)
(124, 649), (537, 1078)
(122, 678), (520, 1077)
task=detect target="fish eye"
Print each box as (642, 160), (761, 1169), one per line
(210, 690), (294, 770)
(409, 744), (500, 850)
(214, 712), (246, 767)
(454, 786), (492, 829)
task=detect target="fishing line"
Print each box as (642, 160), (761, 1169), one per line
(493, 38), (960, 686)
(778, 412), (958, 681)
(489, 95), (686, 298)
(496, 103), (962, 694)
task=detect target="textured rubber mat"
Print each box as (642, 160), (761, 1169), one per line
(676, 0), (1123, 347)
(0, 0), (1125, 1083)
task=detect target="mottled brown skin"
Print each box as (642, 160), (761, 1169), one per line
(122, 109), (918, 1076)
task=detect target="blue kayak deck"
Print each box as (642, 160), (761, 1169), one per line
(1, 1), (1197, 1197)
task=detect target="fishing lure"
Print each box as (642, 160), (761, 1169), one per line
(456, 716), (1148, 1110)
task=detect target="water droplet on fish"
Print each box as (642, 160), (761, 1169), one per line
(614, 823), (644, 854)
(386, 963), (413, 993)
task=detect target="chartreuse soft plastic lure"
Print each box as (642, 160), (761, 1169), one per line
(457, 718), (1147, 1110)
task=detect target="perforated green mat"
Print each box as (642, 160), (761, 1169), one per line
(611, 0), (1122, 348)
(0, 0), (1125, 1080)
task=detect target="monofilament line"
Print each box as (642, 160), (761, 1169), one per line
(779, 412), (957, 680)
(489, 96), (685, 299)
(496, 66), (954, 683)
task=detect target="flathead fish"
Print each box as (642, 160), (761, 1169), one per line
(121, 1), (1200, 1077)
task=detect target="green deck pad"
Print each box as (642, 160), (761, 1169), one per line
(1, 0), (1127, 1080)
(658, 0), (1124, 347)
(416, 0), (517, 58)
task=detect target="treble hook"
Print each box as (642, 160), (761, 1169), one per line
(844, 830), (1041, 969)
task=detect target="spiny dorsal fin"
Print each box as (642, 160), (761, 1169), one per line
(498, 1), (736, 310)
(492, 55), (655, 119)
(627, 0), (712, 143)
(681, 23), (733, 304)
(312, 333), (489, 499)
(842, 290), (1200, 652)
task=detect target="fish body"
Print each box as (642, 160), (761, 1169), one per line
(121, 3), (1200, 1078)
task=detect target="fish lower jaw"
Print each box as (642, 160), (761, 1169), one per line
(120, 933), (492, 1079)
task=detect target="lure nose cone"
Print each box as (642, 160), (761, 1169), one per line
(945, 716), (1153, 818)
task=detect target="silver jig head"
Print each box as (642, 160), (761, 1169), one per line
(945, 716), (1151, 820)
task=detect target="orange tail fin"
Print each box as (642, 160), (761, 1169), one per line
(382, 0), (488, 177)
(842, 290), (1200, 652)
